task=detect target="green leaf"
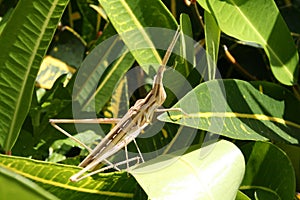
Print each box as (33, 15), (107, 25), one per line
(0, 0), (69, 152)
(174, 13), (194, 78)
(240, 141), (295, 200)
(72, 28), (135, 112)
(274, 143), (300, 191)
(235, 191), (251, 200)
(48, 27), (86, 68)
(252, 189), (281, 200)
(76, 0), (99, 43)
(0, 166), (59, 200)
(130, 140), (245, 199)
(163, 14), (195, 107)
(110, 76), (130, 118)
(0, 154), (137, 200)
(90, 4), (108, 22)
(0, 8), (13, 34)
(198, 0), (299, 85)
(98, 0), (178, 73)
(158, 79), (300, 144)
(48, 130), (99, 163)
(204, 11), (220, 80)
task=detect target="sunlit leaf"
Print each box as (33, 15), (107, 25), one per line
(99, 0), (178, 73)
(0, 0), (69, 152)
(197, 0), (299, 85)
(159, 79), (300, 144)
(131, 140), (245, 199)
(0, 154), (137, 200)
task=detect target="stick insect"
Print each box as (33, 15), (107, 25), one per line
(50, 28), (181, 182)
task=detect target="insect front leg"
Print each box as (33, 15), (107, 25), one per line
(49, 118), (121, 151)
(49, 118), (122, 174)
(49, 120), (93, 153)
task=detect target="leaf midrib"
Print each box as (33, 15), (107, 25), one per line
(0, 163), (133, 197)
(6, 0), (59, 149)
(119, 0), (162, 64)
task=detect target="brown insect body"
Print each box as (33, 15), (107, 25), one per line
(70, 65), (167, 181)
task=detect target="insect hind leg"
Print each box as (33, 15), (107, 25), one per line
(72, 156), (140, 182)
(133, 139), (144, 163)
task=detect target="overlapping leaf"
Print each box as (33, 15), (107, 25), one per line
(197, 0), (299, 85)
(240, 141), (295, 200)
(0, 154), (137, 200)
(98, 0), (178, 73)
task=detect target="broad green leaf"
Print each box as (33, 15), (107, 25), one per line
(0, 166), (59, 200)
(204, 11), (220, 80)
(158, 79), (300, 144)
(240, 141), (295, 200)
(0, 154), (137, 200)
(0, 0), (69, 152)
(197, 0), (299, 85)
(98, 0), (178, 73)
(74, 0), (181, 112)
(131, 140), (245, 199)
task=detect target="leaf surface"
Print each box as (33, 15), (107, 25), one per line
(72, 26), (134, 112)
(0, 166), (59, 200)
(131, 140), (245, 199)
(204, 11), (220, 80)
(99, 0), (178, 73)
(240, 141), (295, 200)
(0, 154), (137, 200)
(197, 0), (299, 85)
(159, 80), (300, 144)
(0, 0), (69, 151)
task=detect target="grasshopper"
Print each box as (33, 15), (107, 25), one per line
(50, 28), (181, 182)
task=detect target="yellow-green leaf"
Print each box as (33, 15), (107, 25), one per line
(159, 80), (300, 144)
(197, 0), (299, 85)
(131, 140), (245, 199)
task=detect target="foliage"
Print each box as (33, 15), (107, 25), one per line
(0, 0), (299, 199)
